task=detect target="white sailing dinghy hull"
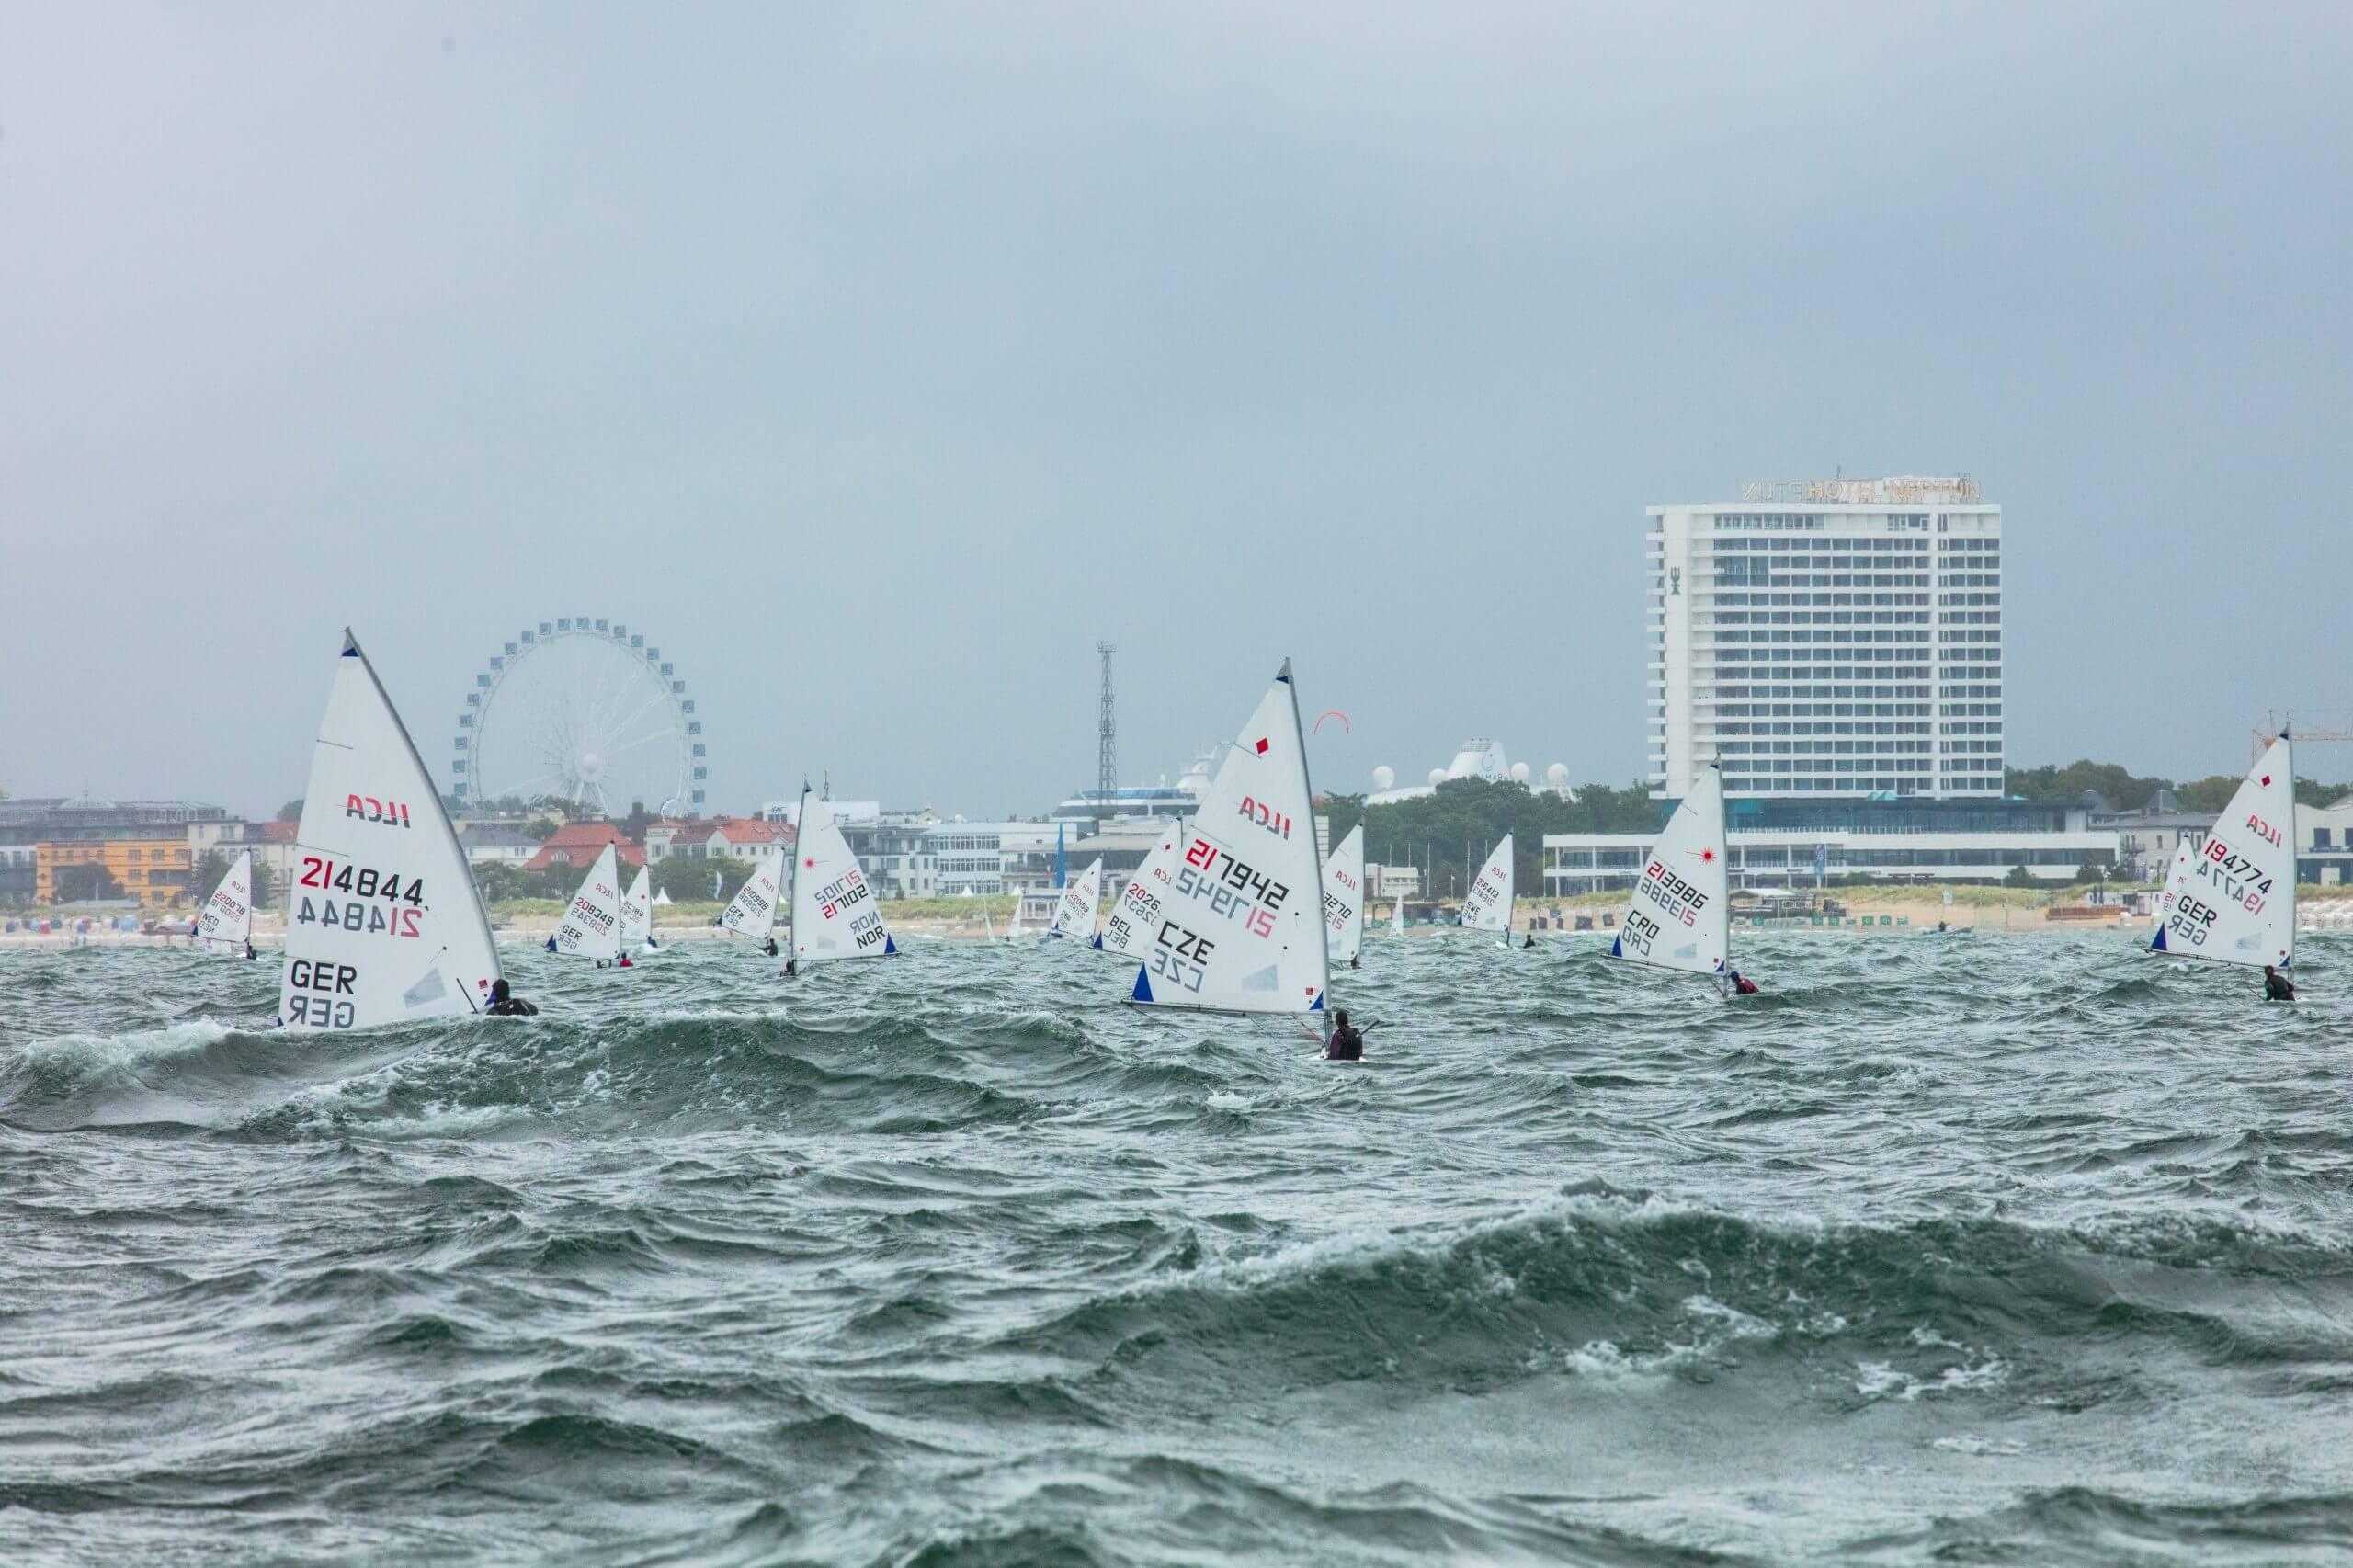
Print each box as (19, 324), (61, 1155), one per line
(791, 788), (897, 965)
(2151, 734), (2296, 971)
(1612, 763), (1732, 983)
(1125, 661), (1329, 1017)
(1461, 834), (1514, 942)
(547, 842), (625, 965)
(278, 631), (503, 1029)
(1051, 858), (1105, 943)
(193, 849), (255, 952)
(1323, 825), (1366, 966)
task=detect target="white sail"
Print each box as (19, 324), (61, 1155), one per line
(193, 849), (254, 949)
(1460, 834), (1514, 934)
(1391, 895), (1404, 935)
(547, 842), (623, 963)
(1051, 858), (1104, 942)
(1613, 763), (1731, 977)
(2153, 734), (2296, 970)
(1322, 825), (1365, 964)
(716, 848), (784, 940)
(1100, 824), (1186, 957)
(1127, 661), (1328, 1015)
(618, 866), (655, 950)
(1006, 891), (1025, 939)
(791, 789), (896, 963)
(279, 631), (502, 1029)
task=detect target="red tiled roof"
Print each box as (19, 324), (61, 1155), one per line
(658, 817), (793, 848)
(524, 822), (647, 871)
(257, 820), (298, 843)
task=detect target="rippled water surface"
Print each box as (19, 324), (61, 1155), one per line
(6, 931), (2352, 1565)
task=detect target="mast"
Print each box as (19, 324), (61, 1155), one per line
(1283, 658), (1331, 1006)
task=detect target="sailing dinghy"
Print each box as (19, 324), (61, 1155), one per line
(1120, 660), (1328, 1017)
(790, 786), (897, 966)
(1100, 825), (1186, 958)
(192, 849), (256, 957)
(1391, 895), (1405, 936)
(715, 847), (785, 953)
(279, 631), (502, 1028)
(1460, 835), (1514, 945)
(1323, 825), (1365, 967)
(1612, 763), (1733, 991)
(1006, 891), (1025, 940)
(619, 865), (657, 952)
(547, 842), (627, 967)
(1053, 858), (1104, 943)
(2152, 733), (2296, 976)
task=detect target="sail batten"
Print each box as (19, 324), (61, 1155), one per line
(278, 630), (502, 1028)
(1616, 765), (1731, 977)
(1125, 664), (1328, 1015)
(2153, 736), (2295, 970)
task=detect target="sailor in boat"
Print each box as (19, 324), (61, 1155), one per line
(244, 938), (257, 960)
(761, 936), (779, 958)
(484, 978), (538, 1017)
(1521, 931), (1537, 949)
(1323, 1010), (1367, 1062)
(2265, 965), (2296, 1002)
(1727, 969), (1760, 996)
(783, 959), (797, 977)
(1348, 954), (1360, 970)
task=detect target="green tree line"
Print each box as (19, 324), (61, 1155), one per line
(2003, 759), (2353, 813)
(1319, 778), (1665, 902)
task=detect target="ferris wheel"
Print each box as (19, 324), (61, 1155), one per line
(450, 618), (706, 818)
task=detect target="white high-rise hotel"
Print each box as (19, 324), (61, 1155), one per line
(1646, 477), (2002, 800)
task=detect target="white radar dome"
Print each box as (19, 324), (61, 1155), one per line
(1371, 765), (1395, 791)
(1427, 768), (1446, 788)
(1510, 761), (1531, 784)
(1546, 763), (1569, 788)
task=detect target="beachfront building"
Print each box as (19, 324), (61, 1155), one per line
(524, 822), (648, 871)
(2087, 790), (2216, 882)
(646, 816), (792, 863)
(1543, 795), (2117, 894)
(1648, 478), (2003, 801)
(2299, 795), (2353, 886)
(3, 794), (233, 910)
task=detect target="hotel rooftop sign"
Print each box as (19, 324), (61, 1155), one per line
(1738, 476), (1983, 505)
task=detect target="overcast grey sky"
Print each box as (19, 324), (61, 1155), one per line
(3, 3), (2348, 818)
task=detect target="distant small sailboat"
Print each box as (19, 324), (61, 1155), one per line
(716, 847), (785, 952)
(191, 848), (256, 958)
(547, 843), (626, 967)
(1460, 834), (1514, 945)
(1391, 894), (1405, 936)
(1612, 763), (1733, 989)
(619, 865), (657, 952)
(1055, 858), (1105, 944)
(280, 630), (502, 1028)
(790, 786), (896, 966)
(1323, 825), (1365, 966)
(2152, 733), (2296, 973)
(1120, 659), (1328, 1017)
(1102, 824), (1186, 960)
(1006, 890), (1026, 940)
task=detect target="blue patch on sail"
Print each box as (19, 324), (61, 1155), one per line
(1131, 965), (1154, 1003)
(883, 934), (897, 956)
(2150, 925), (2168, 953)
(543, 936), (557, 952)
(1310, 992), (1324, 1011)
(1608, 936), (1623, 959)
(1090, 933), (1103, 949)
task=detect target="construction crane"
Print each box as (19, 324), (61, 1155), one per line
(2252, 711), (2353, 765)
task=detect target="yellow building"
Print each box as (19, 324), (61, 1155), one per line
(36, 838), (196, 909)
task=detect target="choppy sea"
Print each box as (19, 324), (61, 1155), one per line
(4, 931), (2351, 1565)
